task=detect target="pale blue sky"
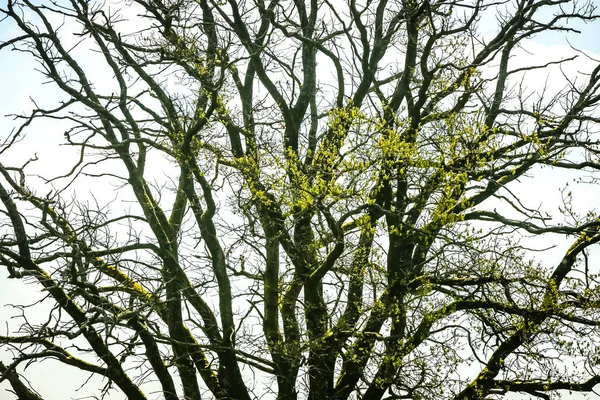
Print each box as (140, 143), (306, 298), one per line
(531, 0), (600, 53)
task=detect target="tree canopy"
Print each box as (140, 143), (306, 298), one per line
(1, 0), (600, 399)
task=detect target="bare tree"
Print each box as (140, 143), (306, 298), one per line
(1, 0), (600, 399)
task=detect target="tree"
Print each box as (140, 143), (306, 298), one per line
(1, 0), (600, 398)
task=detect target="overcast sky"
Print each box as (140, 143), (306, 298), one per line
(1, 1), (600, 399)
